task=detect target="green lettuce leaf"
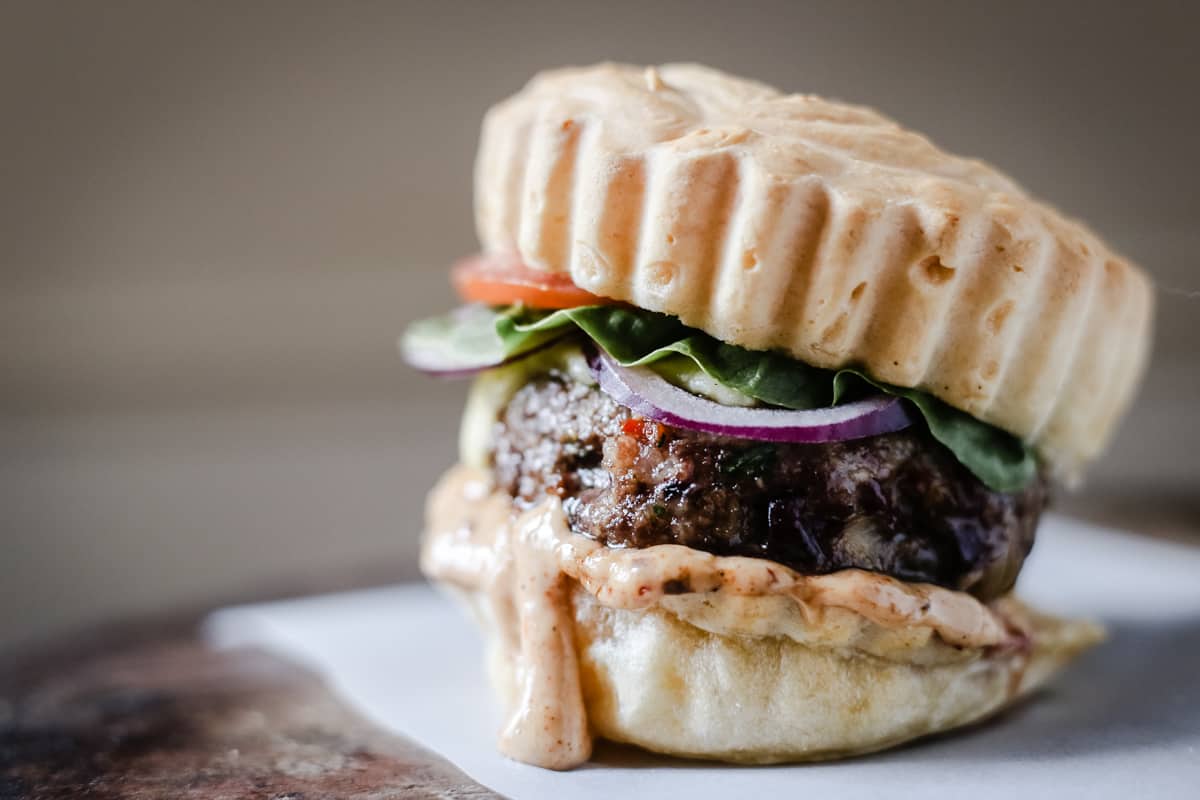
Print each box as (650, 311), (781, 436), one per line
(401, 304), (563, 371)
(421, 304), (1037, 492)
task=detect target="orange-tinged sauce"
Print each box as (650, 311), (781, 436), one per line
(421, 464), (1015, 769)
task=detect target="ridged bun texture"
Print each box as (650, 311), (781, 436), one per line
(474, 63), (1153, 479)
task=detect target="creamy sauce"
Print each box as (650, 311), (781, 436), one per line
(497, 506), (593, 767)
(422, 463), (1018, 769)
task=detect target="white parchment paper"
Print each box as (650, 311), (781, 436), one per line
(207, 514), (1200, 799)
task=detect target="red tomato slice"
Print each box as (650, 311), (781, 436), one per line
(451, 253), (605, 310)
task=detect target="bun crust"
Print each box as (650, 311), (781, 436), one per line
(476, 587), (1100, 764)
(475, 63), (1154, 478)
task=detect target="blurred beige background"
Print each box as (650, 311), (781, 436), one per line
(3, 1), (1198, 653)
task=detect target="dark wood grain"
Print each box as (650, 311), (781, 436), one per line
(0, 625), (500, 799)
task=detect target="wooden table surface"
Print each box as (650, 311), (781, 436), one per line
(0, 611), (499, 799)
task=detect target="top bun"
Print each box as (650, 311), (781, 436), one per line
(474, 63), (1153, 479)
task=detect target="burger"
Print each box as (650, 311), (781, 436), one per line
(402, 64), (1153, 769)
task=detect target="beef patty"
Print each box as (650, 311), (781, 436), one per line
(491, 375), (1047, 601)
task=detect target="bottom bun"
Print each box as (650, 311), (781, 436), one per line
(477, 587), (1101, 764)
(424, 465), (1102, 766)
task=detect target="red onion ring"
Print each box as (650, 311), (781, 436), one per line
(404, 336), (563, 378)
(402, 335), (563, 378)
(591, 348), (913, 443)
(400, 305), (564, 378)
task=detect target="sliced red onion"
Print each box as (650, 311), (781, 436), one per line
(592, 349), (913, 443)
(402, 336), (561, 379)
(400, 305), (562, 378)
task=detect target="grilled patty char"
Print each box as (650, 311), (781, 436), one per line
(491, 375), (1046, 601)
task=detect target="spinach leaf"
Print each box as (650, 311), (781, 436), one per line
(412, 304), (1038, 492)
